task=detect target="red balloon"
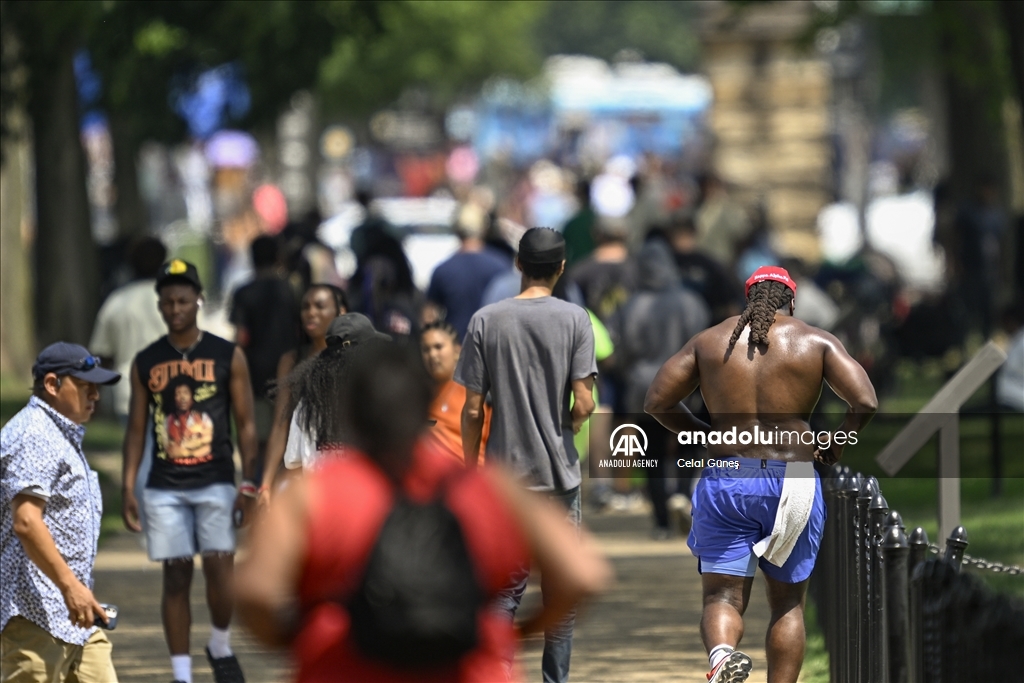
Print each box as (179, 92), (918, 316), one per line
(253, 184), (288, 234)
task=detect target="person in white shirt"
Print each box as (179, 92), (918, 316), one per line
(89, 237), (168, 421)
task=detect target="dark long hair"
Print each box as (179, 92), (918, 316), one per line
(286, 342), (359, 448)
(728, 280), (794, 349)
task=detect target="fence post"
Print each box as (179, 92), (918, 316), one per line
(943, 526), (969, 571)
(869, 492), (890, 683)
(837, 472), (860, 683)
(907, 528), (929, 683)
(883, 514), (910, 683)
(907, 527), (929, 577)
(856, 476), (876, 681)
(823, 466), (842, 683)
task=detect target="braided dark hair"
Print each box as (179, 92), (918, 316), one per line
(306, 283), (349, 314)
(420, 320), (459, 343)
(728, 280), (794, 349)
(287, 338), (388, 448)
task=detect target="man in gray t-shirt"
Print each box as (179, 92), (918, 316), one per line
(456, 296), (596, 489)
(456, 227), (596, 683)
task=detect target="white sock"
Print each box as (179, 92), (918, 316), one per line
(171, 654), (192, 683)
(709, 644), (734, 669)
(208, 626), (233, 659)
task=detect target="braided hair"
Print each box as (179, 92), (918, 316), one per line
(307, 283), (349, 315)
(728, 280), (794, 349)
(420, 319), (459, 344)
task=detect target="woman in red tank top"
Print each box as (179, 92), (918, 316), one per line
(236, 342), (610, 682)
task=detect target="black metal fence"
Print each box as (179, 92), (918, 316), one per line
(810, 465), (1024, 682)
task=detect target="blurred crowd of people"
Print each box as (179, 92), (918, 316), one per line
(87, 145), (1024, 537)
(7, 143), (1021, 681)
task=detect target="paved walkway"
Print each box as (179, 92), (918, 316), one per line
(95, 508), (789, 683)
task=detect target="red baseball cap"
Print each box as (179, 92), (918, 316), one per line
(745, 266), (797, 297)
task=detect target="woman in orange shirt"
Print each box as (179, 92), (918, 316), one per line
(420, 321), (490, 464)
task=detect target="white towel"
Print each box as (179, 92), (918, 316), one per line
(752, 461), (816, 567)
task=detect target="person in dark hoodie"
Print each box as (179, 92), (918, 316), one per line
(612, 239), (710, 537)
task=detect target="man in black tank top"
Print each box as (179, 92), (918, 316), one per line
(121, 260), (256, 683)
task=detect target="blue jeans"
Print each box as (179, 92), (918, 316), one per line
(494, 486), (581, 683)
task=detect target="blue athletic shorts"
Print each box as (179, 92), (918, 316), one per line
(687, 457), (825, 584)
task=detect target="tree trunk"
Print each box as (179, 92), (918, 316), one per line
(109, 107), (148, 238)
(937, 2), (1010, 201)
(30, 39), (99, 347)
(0, 120), (35, 382)
(999, 0), (1024, 112)
(0, 16), (35, 381)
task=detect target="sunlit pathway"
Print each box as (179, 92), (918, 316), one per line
(94, 507), (790, 682)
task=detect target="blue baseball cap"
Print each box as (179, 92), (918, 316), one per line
(32, 342), (121, 385)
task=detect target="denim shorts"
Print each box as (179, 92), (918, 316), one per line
(687, 457), (825, 584)
(142, 484), (237, 561)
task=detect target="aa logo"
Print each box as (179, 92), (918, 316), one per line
(610, 424), (648, 457)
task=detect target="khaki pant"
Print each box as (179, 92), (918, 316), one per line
(0, 617), (117, 683)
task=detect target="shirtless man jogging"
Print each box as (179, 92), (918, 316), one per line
(644, 266), (877, 683)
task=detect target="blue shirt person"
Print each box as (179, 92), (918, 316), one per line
(1, 343), (120, 682)
(427, 211), (509, 339)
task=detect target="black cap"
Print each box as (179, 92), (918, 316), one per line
(155, 259), (203, 293)
(326, 313), (392, 347)
(518, 227), (566, 265)
(32, 342), (121, 385)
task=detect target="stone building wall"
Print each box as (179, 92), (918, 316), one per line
(701, 0), (831, 261)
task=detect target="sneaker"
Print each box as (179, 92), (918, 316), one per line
(206, 647), (245, 683)
(707, 650), (752, 682)
(588, 484), (615, 513)
(609, 493), (631, 512)
(668, 493), (693, 536)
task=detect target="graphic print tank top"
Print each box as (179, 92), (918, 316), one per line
(135, 333), (236, 489)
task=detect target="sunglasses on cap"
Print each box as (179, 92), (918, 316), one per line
(73, 355), (102, 372)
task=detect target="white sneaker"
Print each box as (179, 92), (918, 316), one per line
(706, 650), (752, 682)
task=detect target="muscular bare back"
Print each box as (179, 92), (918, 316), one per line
(696, 315), (831, 417)
(645, 310), (878, 463)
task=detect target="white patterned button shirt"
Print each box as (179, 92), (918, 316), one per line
(1, 396), (102, 645)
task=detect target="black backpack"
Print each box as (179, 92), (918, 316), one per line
(346, 479), (486, 668)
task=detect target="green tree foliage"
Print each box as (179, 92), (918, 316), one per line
(83, 1), (386, 235)
(0, 0), (713, 347)
(88, 1), (386, 142)
(532, 0), (701, 72)
(317, 0), (545, 116)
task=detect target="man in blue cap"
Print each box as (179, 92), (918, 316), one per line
(1, 343), (120, 681)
